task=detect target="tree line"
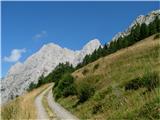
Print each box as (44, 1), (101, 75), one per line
(28, 16), (160, 92)
(27, 62), (74, 91)
(76, 16), (160, 69)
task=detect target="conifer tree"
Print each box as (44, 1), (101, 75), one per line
(149, 21), (157, 35)
(140, 23), (149, 39)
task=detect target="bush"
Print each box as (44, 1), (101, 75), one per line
(53, 87), (62, 100)
(77, 82), (95, 103)
(82, 69), (89, 75)
(52, 62), (74, 88)
(53, 74), (76, 100)
(141, 72), (160, 91)
(36, 74), (45, 88)
(27, 82), (37, 91)
(125, 72), (159, 91)
(27, 74), (46, 91)
(63, 84), (77, 97)
(93, 63), (99, 71)
(125, 78), (142, 91)
(57, 74), (74, 90)
(154, 33), (160, 40)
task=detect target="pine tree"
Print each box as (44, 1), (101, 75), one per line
(131, 24), (141, 42)
(75, 14), (159, 71)
(155, 16), (160, 32)
(37, 74), (45, 87)
(140, 23), (149, 39)
(149, 21), (157, 35)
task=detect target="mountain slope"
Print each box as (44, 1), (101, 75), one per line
(2, 9), (159, 105)
(1, 39), (101, 104)
(111, 9), (160, 42)
(57, 35), (160, 119)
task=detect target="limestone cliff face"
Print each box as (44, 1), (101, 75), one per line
(111, 10), (160, 42)
(1, 9), (160, 105)
(1, 39), (101, 104)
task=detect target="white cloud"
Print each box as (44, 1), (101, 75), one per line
(32, 30), (47, 40)
(4, 48), (26, 62)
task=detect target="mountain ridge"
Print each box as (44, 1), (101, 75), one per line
(1, 9), (159, 105)
(1, 39), (101, 104)
(111, 9), (159, 43)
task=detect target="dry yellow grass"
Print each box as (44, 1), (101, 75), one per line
(59, 35), (160, 119)
(1, 83), (51, 120)
(73, 35), (160, 80)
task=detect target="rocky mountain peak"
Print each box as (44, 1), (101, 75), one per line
(83, 39), (101, 48)
(112, 9), (160, 42)
(2, 9), (159, 105)
(81, 39), (101, 53)
(82, 39), (101, 52)
(1, 39), (101, 104)
(7, 62), (23, 76)
(41, 43), (62, 50)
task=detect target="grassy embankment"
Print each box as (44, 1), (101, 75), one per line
(1, 83), (51, 120)
(58, 35), (160, 119)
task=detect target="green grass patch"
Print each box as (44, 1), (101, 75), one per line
(56, 36), (160, 119)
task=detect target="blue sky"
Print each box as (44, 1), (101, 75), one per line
(1, 1), (159, 77)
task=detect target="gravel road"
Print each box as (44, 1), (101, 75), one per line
(35, 84), (79, 120)
(47, 90), (79, 120)
(35, 85), (52, 120)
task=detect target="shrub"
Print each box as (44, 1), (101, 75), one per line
(125, 78), (142, 91)
(82, 69), (89, 75)
(27, 74), (46, 91)
(141, 72), (160, 91)
(53, 87), (62, 100)
(57, 74), (74, 90)
(63, 84), (77, 97)
(154, 33), (160, 40)
(27, 82), (37, 91)
(53, 73), (76, 100)
(77, 82), (95, 103)
(36, 74), (45, 88)
(93, 63), (99, 71)
(52, 62), (74, 88)
(125, 72), (159, 91)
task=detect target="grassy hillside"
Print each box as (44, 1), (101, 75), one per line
(1, 84), (51, 120)
(57, 35), (160, 119)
